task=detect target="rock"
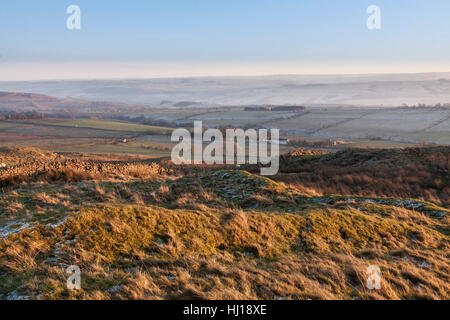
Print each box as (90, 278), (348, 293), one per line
(6, 290), (29, 300)
(418, 261), (432, 268)
(43, 257), (58, 264)
(107, 286), (122, 294)
(242, 251), (255, 258)
(430, 211), (447, 218)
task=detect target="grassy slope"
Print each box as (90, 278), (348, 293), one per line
(264, 147), (450, 207)
(0, 148), (448, 300)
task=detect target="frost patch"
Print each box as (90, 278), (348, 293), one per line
(0, 221), (32, 239)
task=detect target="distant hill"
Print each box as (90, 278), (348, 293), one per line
(2, 73), (450, 106)
(0, 91), (147, 114)
(0, 91), (67, 111)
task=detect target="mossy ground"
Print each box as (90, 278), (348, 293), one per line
(0, 148), (449, 300)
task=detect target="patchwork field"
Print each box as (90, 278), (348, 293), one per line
(49, 141), (173, 158)
(22, 119), (173, 134)
(0, 90), (448, 155)
(0, 119), (176, 158)
(268, 107), (450, 145)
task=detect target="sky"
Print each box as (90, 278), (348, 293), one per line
(1, 0), (450, 80)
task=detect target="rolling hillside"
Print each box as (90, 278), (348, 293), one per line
(0, 91), (147, 113)
(0, 147), (448, 300)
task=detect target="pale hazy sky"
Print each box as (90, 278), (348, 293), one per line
(1, 0), (450, 80)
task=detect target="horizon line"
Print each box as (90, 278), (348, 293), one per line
(2, 70), (450, 83)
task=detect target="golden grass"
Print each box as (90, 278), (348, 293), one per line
(0, 147), (448, 300)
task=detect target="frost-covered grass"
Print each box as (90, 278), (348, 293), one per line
(0, 147), (448, 300)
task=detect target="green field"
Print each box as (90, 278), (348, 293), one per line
(47, 140), (173, 158)
(23, 119), (173, 134)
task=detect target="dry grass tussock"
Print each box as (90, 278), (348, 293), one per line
(0, 148), (171, 187)
(0, 147), (448, 300)
(255, 146), (449, 206)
